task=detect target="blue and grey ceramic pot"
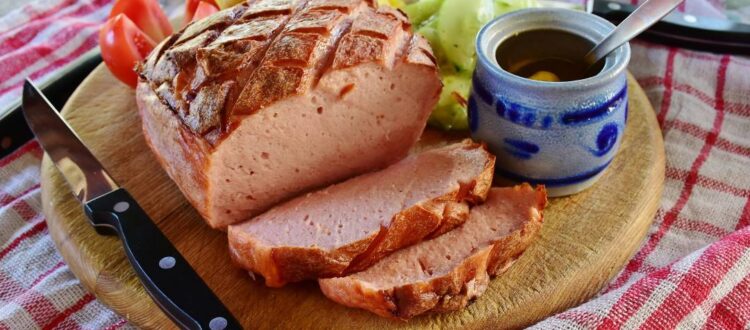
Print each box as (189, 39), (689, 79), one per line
(469, 8), (631, 197)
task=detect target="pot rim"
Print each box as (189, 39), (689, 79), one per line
(476, 8), (631, 91)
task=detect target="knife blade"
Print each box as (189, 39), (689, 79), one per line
(593, 0), (750, 55)
(22, 80), (241, 330)
(0, 49), (102, 159)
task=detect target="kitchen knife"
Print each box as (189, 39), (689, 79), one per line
(593, 0), (750, 55)
(22, 80), (242, 330)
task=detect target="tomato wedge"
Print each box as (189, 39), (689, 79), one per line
(185, 0), (219, 24)
(99, 14), (157, 88)
(109, 0), (172, 42)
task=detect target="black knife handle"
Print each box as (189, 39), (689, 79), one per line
(593, 0), (750, 55)
(84, 188), (242, 330)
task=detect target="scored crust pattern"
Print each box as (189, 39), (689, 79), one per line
(137, 0), (436, 145)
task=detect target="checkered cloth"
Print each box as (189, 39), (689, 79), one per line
(0, 0), (112, 109)
(535, 44), (750, 329)
(1, 0), (749, 329)
(0, 143), (130, 329)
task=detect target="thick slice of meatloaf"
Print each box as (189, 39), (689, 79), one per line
(228, 140), (495, 287)
(136, 0), (441, 229)
(319, 184), (546, 319)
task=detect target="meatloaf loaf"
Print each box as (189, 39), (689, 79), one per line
(319, 184), (546, 319)
(228, 141), (495, 287)
(136, 0), (441, 229)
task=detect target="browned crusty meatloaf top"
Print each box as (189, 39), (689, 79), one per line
(137, 0), (436, 145)
(135, 0), (441, 229)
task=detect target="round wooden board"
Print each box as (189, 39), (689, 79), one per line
(41, 65), (664, 329)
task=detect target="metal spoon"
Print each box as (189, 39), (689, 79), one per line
(584, 0), (685, 73)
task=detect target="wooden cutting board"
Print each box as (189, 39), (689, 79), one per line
(40, 65), (664, 329)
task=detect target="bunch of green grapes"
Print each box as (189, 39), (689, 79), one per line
(379, 0), (538, 130)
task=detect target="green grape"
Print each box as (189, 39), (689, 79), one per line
(428, 74), (472, 131)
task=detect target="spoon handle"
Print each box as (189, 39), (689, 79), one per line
(585, 0), (684, 64)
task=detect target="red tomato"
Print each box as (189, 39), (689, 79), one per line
(110, 0), (172, 42)
(193, 1), (220, 22)
(185, 0), (219, 24)
(99, 14), (157, 88)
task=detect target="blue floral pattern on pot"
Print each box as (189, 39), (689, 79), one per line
(469, 9), (631, 197)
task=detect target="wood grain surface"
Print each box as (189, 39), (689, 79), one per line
(40, 65), (665, 329)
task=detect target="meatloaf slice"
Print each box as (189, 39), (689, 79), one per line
(319, 184), (546, 319)
(228, 141), (495, 287)
(136, 0), (441, 229)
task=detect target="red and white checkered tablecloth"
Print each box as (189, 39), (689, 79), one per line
(1, 0), (749, 329)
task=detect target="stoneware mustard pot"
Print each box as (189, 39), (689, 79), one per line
(469, 8), (631, 197)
